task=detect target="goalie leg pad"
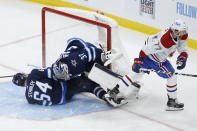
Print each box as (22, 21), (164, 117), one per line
(88, 63), (141, 97)
(88, 63), (122, 91)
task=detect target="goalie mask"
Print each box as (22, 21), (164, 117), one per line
(52, 61), (70, 80)
(12, 73), (27, 87)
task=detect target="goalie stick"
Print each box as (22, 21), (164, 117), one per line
(0, 64), (40, 79)
(140, 68), (197, 77)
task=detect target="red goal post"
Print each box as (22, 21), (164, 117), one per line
(41, 7), (112, 68)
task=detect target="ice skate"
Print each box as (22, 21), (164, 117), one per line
(166, 95), (184, 111)
(103, 85), (128, 107)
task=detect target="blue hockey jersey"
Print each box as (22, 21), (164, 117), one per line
(25, 68), (67, 106)
(57, 38), (104, 79)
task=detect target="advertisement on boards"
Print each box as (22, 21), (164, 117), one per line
(176, 1), (197, 19)
(139, 0), (155, 19)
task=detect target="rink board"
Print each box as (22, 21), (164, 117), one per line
(0, 82), (112, 120)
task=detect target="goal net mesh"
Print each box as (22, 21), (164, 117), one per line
(42, 7), (129, 75)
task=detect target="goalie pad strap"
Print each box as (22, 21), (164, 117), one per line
(88, 64), (141, 97)
(125, 75), (133, 83)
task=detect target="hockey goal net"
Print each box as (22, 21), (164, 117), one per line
(41, 7), (129, 75)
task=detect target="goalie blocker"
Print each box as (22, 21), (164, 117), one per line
(88, 63), (141, 98)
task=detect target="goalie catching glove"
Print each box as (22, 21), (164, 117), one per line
(101, 48), (123, 66)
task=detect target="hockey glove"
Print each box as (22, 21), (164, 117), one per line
(132, 57), (144, 73)
(12, 73), (27, 87)
(176, 52), (188, 70)
(101, 48), (123, 66)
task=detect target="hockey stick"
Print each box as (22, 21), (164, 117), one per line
(99, 44), (106, 53)
(27, 64), (42, 69)
(140, 68), (197, 77)
(0, 75), (14, 78)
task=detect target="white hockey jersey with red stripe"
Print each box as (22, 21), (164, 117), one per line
(139, 29), (188, 62)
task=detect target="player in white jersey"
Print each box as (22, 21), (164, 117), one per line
(114, 19), (188, 111)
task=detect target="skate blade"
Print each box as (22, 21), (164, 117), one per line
(166, 106), (184, 111)
(115, 100), (128, 107)
(105, 97), (128, 107)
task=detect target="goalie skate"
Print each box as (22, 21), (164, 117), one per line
(166, 96), (184, 111)
(103, 94), (127, 107)
(104, 85), (128, 107)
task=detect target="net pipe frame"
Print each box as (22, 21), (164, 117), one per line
(41, 7), (112, 68)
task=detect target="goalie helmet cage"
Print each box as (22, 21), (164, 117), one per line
(41, 7), (112, 68)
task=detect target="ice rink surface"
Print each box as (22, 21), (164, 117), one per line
(0, 0), (197, 131)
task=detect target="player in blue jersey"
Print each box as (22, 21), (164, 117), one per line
(12, 68), (121, 106)
(51, 37), (107, 81)
(12, 37), (127, 107)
